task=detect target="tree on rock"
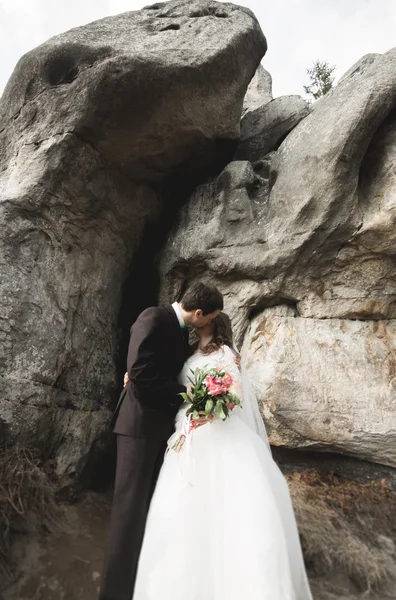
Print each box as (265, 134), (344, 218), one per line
(304, 59), (336, 101)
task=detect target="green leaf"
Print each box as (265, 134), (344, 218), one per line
(205, 399), (214, 416)
(179, 392), (192, 403)
(228, 393), (241, 406)
(213, 402), (223, 418)
(218, 405), (226, 420)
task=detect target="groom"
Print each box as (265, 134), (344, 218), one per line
(98, 282), (223, 600)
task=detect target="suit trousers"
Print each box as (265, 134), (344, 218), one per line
(98, 435), (167, 600)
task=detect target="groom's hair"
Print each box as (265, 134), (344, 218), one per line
(180, 282), (223, 315)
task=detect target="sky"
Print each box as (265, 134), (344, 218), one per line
(0, 0), (395, 98)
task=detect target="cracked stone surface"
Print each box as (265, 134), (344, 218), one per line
(242, 306), (396, 468)
(0, 0), (266, 183)
(236, 94), (310, 161)
(0, 0), (266, 476)
(160, 49), (396, 466)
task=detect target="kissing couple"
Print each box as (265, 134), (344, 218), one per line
(98, 282), (313, 600)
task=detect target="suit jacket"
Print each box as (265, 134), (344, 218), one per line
(112, 304), (190, 440)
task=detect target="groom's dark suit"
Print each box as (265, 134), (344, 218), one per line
(99, 305), (190, 600)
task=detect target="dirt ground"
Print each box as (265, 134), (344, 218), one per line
(2, 469), (396, 600)
(2, 492), (112, 600)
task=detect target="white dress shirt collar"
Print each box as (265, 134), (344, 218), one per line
(172, 302), (186, 327)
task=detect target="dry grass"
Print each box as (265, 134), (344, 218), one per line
(1, 444), (395, 598)
(287, 469), (396, 595)
(0, 445), (67, 583)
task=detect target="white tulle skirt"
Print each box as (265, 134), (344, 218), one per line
(132, 408), (313, 600)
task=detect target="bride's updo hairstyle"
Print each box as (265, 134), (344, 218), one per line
(197, 312), (239, 356)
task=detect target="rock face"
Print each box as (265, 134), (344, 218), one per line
(242, 64), (272, 117)
(0, 0), (266, 183)
(0, 0), (266, 475)
(2, 0), (396, 477)
(160, 48), (396, 469)
(338, 53), (380, 84)
(237, 95), (310, 161)
(242, 306), (396, 468)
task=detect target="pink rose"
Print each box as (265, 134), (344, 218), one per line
(204, 375), (224, 396)
(222, 373), (233, 389)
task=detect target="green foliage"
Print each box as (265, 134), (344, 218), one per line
(205, 398), (214, 416)
(304, 59), (336, 101)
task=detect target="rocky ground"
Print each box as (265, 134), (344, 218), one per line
(2, 466), (396, 600)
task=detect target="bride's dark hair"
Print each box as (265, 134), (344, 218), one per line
(190, 312), (239, 356)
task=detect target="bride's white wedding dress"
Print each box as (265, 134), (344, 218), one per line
(132, 345), (313, 600)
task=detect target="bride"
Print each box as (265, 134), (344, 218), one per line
(132, 313), (313, 600)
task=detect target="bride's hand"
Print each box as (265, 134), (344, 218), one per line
(123, 372), (129, 387)
(234, 356), (241, 371)
(192, 411), (214, 429)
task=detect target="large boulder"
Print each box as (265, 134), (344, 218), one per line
(159, 158), (271, 343)
(161, 48), (396, 322)
(0, 0), (266, 476)
(159, 48), (396, 468)
(241, 306), (396, 468)
(242, 64), (272, 117)
(237, 95), (310, 161)
(0, 0), (266, 183)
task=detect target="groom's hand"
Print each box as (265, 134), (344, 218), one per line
(235, 357), (241, 370)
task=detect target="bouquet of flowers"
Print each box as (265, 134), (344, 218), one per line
(170, 365), (241, 452)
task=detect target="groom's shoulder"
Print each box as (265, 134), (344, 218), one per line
(139, 305), (170, 319)
(132, 305), (171, 328)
